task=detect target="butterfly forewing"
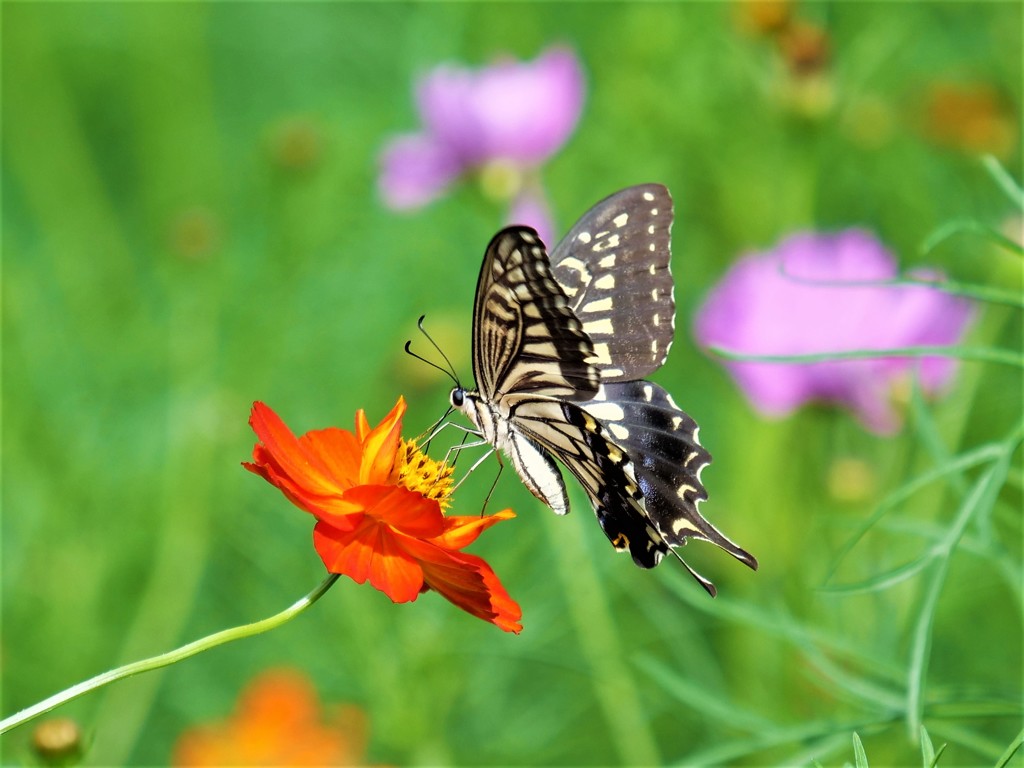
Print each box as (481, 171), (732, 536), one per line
(473, 227), (599, 399)
(549, 184), (676, 382)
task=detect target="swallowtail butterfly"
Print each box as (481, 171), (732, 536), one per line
(449, 184), (757, 594)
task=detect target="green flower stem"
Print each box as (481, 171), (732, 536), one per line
(0, 573), (340, 735)
(709, 344), (1023, 368)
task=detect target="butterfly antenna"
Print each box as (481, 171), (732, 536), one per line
(404, 339), (458, 386)
(417, 314), (461, 385)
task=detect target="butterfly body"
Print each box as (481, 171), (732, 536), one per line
(450, 184), (756, 594)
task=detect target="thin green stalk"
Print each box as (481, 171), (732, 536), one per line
(919, 219), (1024, 259)
(821, 444), (1001, 588)
(905, 425), (1022, 738)
(709, 344), (1023, 368)
(0, 573), (339, 735)
(982, 154), (1024, 210)
(543, 500), (661, 766)
(995, 728), (1024, 768)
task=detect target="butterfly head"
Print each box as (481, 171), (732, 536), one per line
(449, 387), (466, 409)
(449, 385), (494, 442)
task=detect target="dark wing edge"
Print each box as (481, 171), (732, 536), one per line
(549, 184), (676, 382)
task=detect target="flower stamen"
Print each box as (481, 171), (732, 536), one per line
(392, 439), (455, 509)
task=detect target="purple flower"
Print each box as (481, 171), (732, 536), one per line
(378, 47), (585, 215)
(694, 230), (974, 434)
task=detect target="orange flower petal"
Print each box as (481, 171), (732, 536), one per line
(343, 484), (445, 538)
(368, 523), (427, 602)
(245, 446), (364, 524)
(313, 513), (425, 603)
(357, 397), (406, 486)
(247, 403), (347, 497)
(430, 508), (516, 550)
(299, 427), (361, 490)
(238, 669), (320, 729)
(354, 408), (371, 443)
(400, 536), (523, 633)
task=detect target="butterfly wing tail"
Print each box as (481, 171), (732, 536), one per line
(585, 380), (758, 573)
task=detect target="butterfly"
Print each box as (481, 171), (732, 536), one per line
(449, 184), (757, 594)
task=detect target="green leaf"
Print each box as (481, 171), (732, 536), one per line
(920, 724), (935, 768)
(853, 732), (870, 768)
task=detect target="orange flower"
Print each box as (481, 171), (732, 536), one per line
(923, 81), (1017, 159)
(244, 397), (522, 633)
(172, 668), (368, 766)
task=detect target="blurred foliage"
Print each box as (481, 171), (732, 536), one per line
(2, 2), (1021, 766)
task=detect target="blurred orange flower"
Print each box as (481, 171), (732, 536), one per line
(733, 0), (793, 37)
(172, 668), (367, 766)
(923, 81), (1017, 159)
(244, 397), (522, 633)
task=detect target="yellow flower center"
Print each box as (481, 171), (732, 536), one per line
(393, 439), (455, 510)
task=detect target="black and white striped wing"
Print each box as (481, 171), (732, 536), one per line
(549, 184), (675, 382)
(452, 189), (756, 595)
(507, 395), (671, 568)
(584, 381), (758, 574)
(472, 226), (599, 400)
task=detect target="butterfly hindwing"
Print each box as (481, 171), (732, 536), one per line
(508, 394), (669, 568)
(549, 184), (676, 382)
(584, 381), (758, 571)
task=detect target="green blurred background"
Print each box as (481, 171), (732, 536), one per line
(3, 2), (1021, 766)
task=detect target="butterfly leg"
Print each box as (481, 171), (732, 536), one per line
(478, 453), (505, 516)
(450, 445), (497, 493)
(424, 417), (482, 446)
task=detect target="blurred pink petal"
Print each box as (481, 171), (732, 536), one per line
(694, 230), (974, 434)
(379, 46), (585, 210)
(506, 189), (555, 247)
(378, 133), (463, 209)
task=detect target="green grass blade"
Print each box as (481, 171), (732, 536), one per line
(906, 428), (1021, 738)
(821, 551), (935, 595)
(919, 219), (1024, 259)
(637, 656), (774, 733)
(822, 445), (1000, 585)
(995, 728), (1024, 768)
(543, 493), (661, 766)
(982, 155), (1024, 210)
(930, 280), (1024, 309)
(674, 717), (890, 766)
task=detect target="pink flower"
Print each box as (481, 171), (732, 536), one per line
(379, 46), (585, 232)
(506, 187), (555, 247)
(694, 229), (974, 434)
